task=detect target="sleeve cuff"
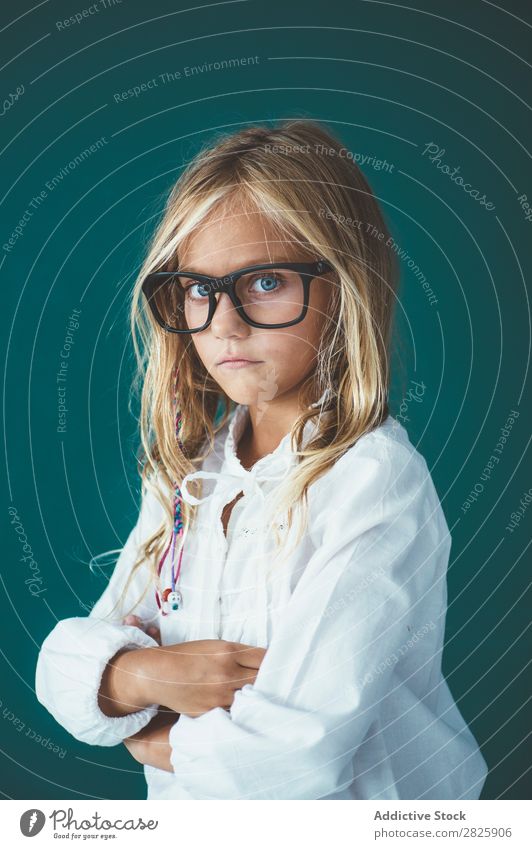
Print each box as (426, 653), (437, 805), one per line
(89, 637), (160, 747)
(36, 617), (160, 747)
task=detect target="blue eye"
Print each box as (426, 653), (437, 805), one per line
(251, 275), (282, 293)
(187, 282), (211, 299)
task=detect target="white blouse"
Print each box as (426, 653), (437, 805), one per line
(35, 404), (488, 800)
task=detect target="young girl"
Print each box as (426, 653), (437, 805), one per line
(36, 120), (488, 800)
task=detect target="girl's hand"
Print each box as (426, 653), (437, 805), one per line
(122, 614), (161, 646)
(136, 639), (267, 717)
(123, 710), (176, 773)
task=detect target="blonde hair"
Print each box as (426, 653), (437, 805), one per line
(101, 119), (399, 620)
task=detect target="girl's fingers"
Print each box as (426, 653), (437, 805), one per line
(235, 645), (267, 668)
(123, 614), (143, 627)
(122, 615), (161, 644)
(147, 625), (162, 644)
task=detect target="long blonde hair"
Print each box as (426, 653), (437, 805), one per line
(103, 119), (399, 620)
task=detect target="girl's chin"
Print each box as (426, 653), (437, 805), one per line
(218, 382), (280, 408)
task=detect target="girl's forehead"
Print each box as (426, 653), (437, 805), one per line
(185, 205), (281, 244)
(179, 212), (307, 270)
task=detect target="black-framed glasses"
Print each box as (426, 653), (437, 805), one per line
(141, 259), (334, 333)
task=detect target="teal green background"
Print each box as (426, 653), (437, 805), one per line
(1, 0), (530, 800)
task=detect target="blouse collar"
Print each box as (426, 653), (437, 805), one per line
(225, 386), (334, 472)
(180, 389), (333, 508)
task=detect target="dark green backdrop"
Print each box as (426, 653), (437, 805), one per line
(1, 0), (530, 800)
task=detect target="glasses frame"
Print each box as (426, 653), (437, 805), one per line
(141, 259), (334, 334)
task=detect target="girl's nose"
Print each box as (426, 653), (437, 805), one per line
(210, 292), (248, 335)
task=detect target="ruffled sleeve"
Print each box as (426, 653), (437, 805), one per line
(35, 484), (165, 747)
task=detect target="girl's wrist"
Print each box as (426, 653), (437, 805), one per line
(132, 646), (163, 709)
(99, 647), (156, 716)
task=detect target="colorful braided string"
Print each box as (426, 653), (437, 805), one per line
(156, 367), (185, 612)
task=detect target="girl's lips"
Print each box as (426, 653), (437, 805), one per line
(217, 359), (263, 369)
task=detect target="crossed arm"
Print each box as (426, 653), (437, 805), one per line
(117, 617), (173, 772)
(123, 707), (175, 772)
(49, 454), (460, 798)
(114, 615), (249, 773)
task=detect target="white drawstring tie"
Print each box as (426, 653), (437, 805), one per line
(176, 395), (331, 645)
(179, 455), (295, 645)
